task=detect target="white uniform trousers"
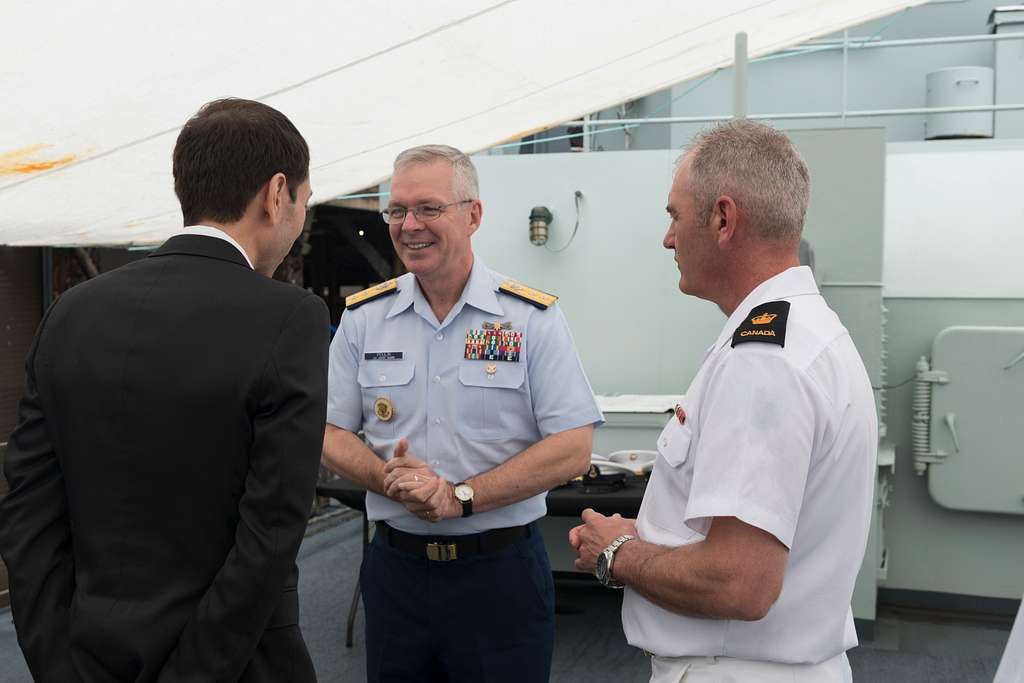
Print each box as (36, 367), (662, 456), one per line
(649, 652), (853, 682)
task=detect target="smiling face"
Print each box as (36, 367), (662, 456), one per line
(663, 155), (720, 300)
(386, 160), (480, 283)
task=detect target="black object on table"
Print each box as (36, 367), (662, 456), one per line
(315, 476), (648, 648)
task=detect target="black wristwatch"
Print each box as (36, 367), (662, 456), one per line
(453, 482), (474, 518)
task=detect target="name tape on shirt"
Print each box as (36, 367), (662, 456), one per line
(731, 301), (790, 348)
(364, 352), (404, 361)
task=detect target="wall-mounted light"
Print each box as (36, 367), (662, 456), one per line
(529, 206), (553, 246)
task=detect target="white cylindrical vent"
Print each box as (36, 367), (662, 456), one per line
(925, 66), (994, 140)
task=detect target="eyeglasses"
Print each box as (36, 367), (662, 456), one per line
(380, 200), (473, 225)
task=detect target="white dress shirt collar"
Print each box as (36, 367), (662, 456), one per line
(180, 225), (254, 269)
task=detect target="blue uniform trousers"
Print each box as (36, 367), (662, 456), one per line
(361, 522), (555, 682)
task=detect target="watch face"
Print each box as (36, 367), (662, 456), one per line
(454, 483), (473, 502)
(595, 550), (610, 584)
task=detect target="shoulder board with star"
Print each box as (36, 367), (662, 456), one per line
(732, 301), (791, 348)
(498, 280), (557, 310)
(345, 279), (398, 310)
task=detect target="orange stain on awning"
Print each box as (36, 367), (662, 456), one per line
(0, 144), (78, 175)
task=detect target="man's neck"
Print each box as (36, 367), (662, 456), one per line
(416, 255), (474, 324)
(716, 254), (801, 317)
(197, 221), (267, 275)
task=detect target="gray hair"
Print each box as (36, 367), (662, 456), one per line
(681, 120), (810, 244)
(393, 144), (479, 201)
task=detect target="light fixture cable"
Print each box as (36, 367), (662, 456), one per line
(546, 190), (583, 253)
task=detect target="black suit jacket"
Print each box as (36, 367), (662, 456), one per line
(0, 235), (329, 682)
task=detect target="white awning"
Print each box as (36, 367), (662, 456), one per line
(1, 0), (921, 246)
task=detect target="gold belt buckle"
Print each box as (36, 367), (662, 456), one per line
(426, 542), (458, 562)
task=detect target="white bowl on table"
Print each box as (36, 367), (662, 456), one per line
(607, 450), (657, 476)
(590, 450), (657, 477)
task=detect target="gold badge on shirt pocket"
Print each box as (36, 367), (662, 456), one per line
(373, 397), (394, 422)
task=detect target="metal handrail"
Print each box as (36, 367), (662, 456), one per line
(565, 30), (1024, 130)
(567, 103), (1024, 127)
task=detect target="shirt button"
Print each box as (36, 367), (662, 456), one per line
(434, 418), (442, 425)
(436, 333), (444, 341)
(433, 375), (441, 383)
(660, 437), (668, 447)
(378, 375), (386, 382)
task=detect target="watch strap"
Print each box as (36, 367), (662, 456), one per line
(455, 481), (473, 518)
(603, 534), (636, 588)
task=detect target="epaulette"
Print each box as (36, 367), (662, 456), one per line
(732, 301), (790, 348)
(345, 279), (398, 310)
(498, 280), (557, 310)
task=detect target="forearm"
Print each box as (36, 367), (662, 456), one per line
(0, 458), (75, 681)
(161, 294), (329, 681)
(469, 425), (592, 515)
(0, 312), (76, 681)
(611, 539), (746, 619)
(321, 424), (387, 495)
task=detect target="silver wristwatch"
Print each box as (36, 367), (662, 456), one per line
(595, 534), (636, 588)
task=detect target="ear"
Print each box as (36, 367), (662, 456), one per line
(467, 199), (483, 237)
(712, 195), (739, 248)
(263, 172), (289, 224)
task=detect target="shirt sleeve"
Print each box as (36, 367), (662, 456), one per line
(525, 303), (604, 437)
(326, 308), (363, 431)
(683, 347), (820, 548)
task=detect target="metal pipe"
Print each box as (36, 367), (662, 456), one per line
(40, 246), (53, 312)
(565, 103), (1024, 127)
(781, 31), (1024, 52)
(845, 103), (1024, 118)
(841, 29), (849, 126)
(74, 247), (99, 279)
(734, 32), (748, 119)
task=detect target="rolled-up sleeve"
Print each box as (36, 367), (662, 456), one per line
(326, 309), (363, 431)
(525, 303), (604, 437)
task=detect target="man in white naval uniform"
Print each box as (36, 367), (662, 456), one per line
(571, 120), (876, 682)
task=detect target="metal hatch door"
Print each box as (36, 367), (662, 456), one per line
(928, 326), (1024, 514)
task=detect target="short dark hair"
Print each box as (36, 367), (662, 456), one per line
(173, 98), (309, 226)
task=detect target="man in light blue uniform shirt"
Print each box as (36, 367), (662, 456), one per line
(321, 144), (603, 682)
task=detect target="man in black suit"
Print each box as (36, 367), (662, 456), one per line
(0, 98), (329, 682)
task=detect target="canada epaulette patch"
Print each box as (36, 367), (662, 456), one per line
(732, 301), (790, 348)
(498, 280), (557, 310)
(345, 279), (398, 310)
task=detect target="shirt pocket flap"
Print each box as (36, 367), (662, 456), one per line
(458, 363), (526, 390)
(358, 360), (415, 388)
(656, 418), (693, 468)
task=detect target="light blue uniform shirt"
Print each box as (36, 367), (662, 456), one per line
(327, 258), (604, 534)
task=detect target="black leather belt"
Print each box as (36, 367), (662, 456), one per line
(375, 521), (531, 562)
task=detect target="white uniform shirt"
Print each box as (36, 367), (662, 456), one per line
(994, 594), (1024, 683)
(622, 266), (877, 664)
(327, 258), (604, 535)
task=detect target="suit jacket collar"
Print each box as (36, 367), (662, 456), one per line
(149, 234), (253, 270)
